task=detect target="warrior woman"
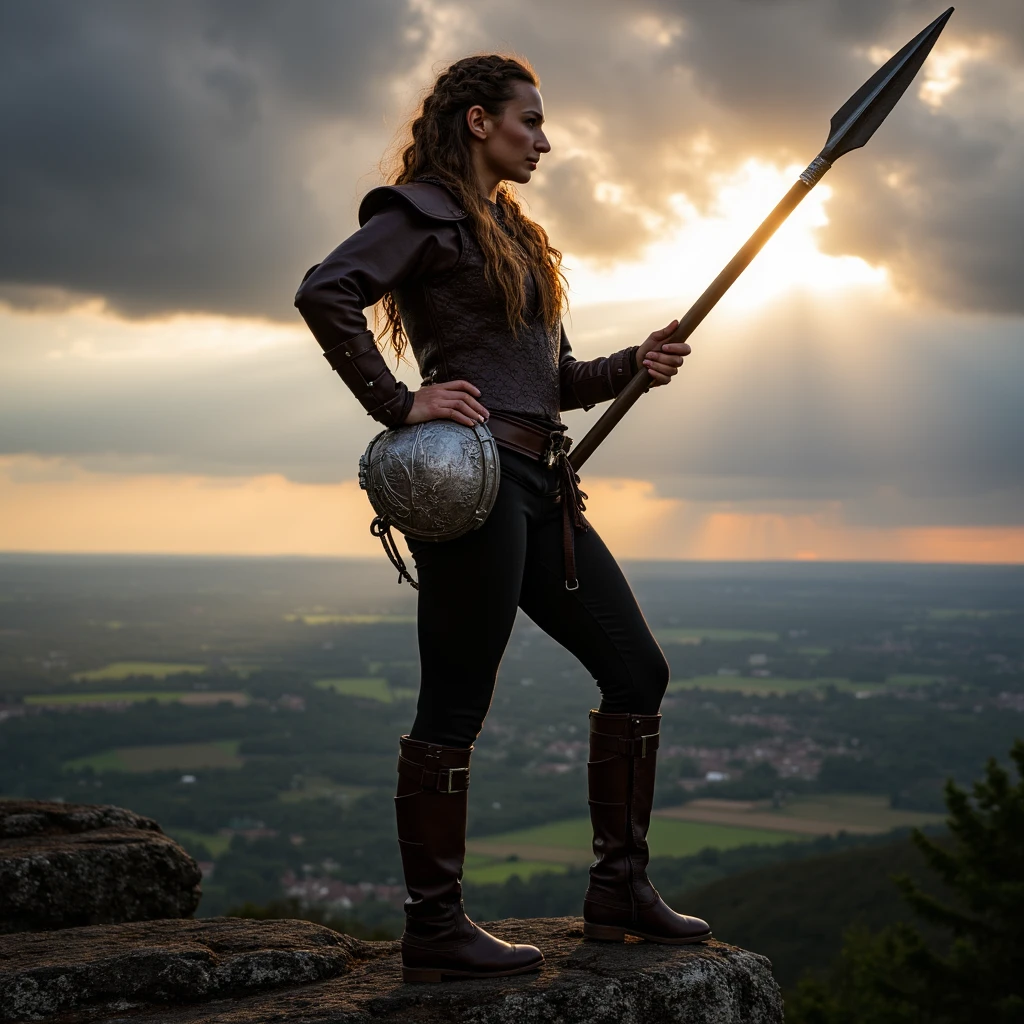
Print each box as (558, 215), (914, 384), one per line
(295, 54), (711, 983)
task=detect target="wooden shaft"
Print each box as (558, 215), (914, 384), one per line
(569, 179), (812, 472)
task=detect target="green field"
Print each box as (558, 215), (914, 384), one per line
(777, 794), (944, 830)
(667, 676), (845, 695)
(658, 793), (946, 836)
(72, 661), (206, 682)
(492, 816), (802, 854)
(278, 778), (374, 804)
(927, 608), (1010, 620)
(167, 829), (233, 857)
(657, 628), (779, 644)
(65, 740), (243, 773)
(466, 814), (805, 880)
(314, 678), (416, 703)
(29, 691), (192, 706)
(667, 674), (941, 696)
(463, 855), (569, 885)
(286, 613), (416, 626)
(26, 691), (248, 708)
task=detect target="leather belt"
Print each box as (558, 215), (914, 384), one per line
(487, 412), (590, 590)
(486, 411), (568, 466)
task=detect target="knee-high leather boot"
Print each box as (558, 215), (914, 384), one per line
(395, 735), (545, 982)
(583, 710), (712, 943)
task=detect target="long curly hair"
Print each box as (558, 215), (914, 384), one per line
(378, 54), (567, 360)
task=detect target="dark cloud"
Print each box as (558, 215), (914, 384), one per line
(0, 0), (1022, 320)
(0, 0), (427, 321)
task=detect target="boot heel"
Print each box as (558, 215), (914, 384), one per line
(583, 921), (627, 942)
(402, 966), (444, 983)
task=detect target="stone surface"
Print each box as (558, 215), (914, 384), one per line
(0, 800), (201, 934)
(0, 916), (783, 1024)
(0, 917), (365, 1022)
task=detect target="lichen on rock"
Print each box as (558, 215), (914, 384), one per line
(0, 800), (201, 934)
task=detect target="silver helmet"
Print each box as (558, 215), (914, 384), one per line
(359, 420), (500, 542)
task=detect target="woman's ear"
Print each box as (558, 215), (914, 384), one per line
(466, 104), (489, 140)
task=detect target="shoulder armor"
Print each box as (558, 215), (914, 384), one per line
(358, 182), (468, 227)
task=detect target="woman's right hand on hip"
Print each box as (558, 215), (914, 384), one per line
(403, 380), (490, 427)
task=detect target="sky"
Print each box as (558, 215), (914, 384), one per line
(1, 0), (1022, 563)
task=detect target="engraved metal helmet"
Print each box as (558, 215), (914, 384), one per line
(358, 420), (500, 542)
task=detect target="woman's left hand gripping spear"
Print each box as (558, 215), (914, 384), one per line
(636, 318), (690, 386)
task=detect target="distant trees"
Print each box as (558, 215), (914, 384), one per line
(787, 739), (1024, 1024)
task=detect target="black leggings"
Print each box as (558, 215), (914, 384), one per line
(406, 447), (669, 747)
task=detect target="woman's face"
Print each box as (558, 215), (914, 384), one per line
(469, 81), (551, 187)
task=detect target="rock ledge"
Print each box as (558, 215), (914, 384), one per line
(0, 800), (201, 934)
(0, 916), (783, 1023)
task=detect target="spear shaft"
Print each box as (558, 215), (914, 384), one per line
(568, 7), (954, 472)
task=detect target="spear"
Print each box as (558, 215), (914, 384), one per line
(568, 7), (955, 472)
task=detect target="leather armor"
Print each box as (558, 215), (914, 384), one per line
(295, 181), (639, 428)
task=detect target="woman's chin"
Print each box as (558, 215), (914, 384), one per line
(506, 168), (534, 185)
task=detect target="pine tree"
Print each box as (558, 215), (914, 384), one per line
(787, 739), (1024, 1024)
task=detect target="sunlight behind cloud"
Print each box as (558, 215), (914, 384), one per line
(563, 160), (887, 311)
(0, 306), (307, 365)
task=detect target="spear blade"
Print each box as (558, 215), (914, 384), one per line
(568, 8), (954, 472)
(824, 6), (954, 161)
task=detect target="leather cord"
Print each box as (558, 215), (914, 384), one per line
(371, 516), (419, 590)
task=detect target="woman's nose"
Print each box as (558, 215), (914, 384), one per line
(536, 132), (551, 154)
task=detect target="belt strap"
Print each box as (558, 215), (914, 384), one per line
(486, 414), (590, 590)
(397, 753), (471, 793)
(591, 730), (661, 758)
(557, 452), (589, 591)
(486, 412), (564, 461)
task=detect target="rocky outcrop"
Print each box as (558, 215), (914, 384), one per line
(0, 917), (365, 1022)
(0, 800), (201, 934)
(0, 916), (783, 1024)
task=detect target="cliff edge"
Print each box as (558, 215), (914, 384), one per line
(0, 915), (782, 1024)
(0, 800), (783, 1023)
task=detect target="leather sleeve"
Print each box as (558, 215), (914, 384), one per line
(294, 203), (461, 427)
(558, 323), (641, 412)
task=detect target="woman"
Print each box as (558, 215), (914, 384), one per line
(295, 54), (711, 984)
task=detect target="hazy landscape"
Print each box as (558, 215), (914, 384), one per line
(2, 554), (1021, 989)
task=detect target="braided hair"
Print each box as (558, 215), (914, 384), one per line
(379, 54), (566, 360)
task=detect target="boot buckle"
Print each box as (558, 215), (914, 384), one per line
(440, 767), (469, 793)
(640, 732), (658, 758)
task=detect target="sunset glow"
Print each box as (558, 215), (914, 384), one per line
(564, 160), (888, 310)
(3, 457), (1021, 565)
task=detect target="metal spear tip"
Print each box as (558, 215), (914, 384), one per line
(820, 7), (954, 164)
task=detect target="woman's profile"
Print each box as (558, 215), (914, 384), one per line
(295, 53), (710, 984)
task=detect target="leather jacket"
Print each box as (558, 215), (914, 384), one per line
(295, 181), (639, 429)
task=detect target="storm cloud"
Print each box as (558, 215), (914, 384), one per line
(1, 0), (1023, 319)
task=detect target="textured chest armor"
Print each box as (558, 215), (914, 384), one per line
(394, 221), (561, 421)
(360, 183), (562, 423)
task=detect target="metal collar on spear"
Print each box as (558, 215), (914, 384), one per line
(568, 7), (955, 473)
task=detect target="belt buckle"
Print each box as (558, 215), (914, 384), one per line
(544, 432), (569, 468)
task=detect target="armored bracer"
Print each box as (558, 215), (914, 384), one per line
(320, 328), (413, 427)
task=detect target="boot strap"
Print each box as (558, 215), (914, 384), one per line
(397, 753), (471, 793)
(591, 731), (660, 758)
